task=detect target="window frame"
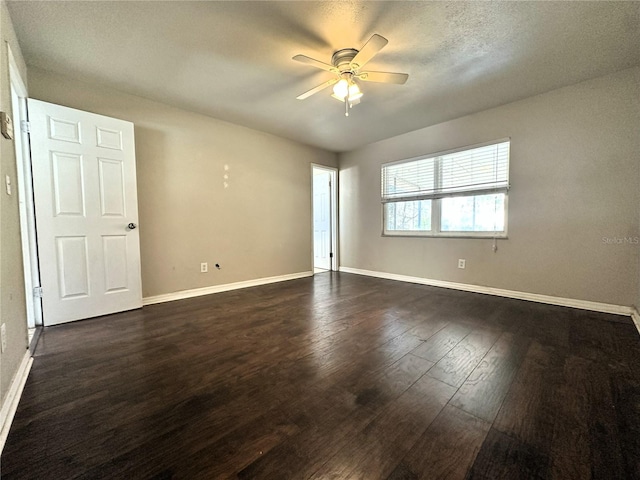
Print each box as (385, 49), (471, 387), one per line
(381, 139), (510, 238)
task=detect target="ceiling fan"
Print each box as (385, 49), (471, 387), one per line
(293, 34), (408, 116)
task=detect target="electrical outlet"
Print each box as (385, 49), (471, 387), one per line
(200, 262), (208, 273)
(458, 259), (466, 269)
(1, 323), (6, 353)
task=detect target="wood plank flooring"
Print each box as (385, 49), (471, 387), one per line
(2, 272), (640, 479)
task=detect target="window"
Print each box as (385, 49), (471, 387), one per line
(382, 140), (510, 237)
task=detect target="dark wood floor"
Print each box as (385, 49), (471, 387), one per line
(2, 272), (640, 479)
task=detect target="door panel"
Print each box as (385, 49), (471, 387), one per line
(29, 99), (142, 325)
(52, 152), (85, 216)
(98, 158), (125, 216)
(48, 116), (81, 143)
(102, 235), (128, 292)
(96, 127), (123, 150)
(56, 236), (89, 298)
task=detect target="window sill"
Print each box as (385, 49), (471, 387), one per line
(382, 232), (508, 239)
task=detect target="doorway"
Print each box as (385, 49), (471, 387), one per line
(312, 165), (337, 272)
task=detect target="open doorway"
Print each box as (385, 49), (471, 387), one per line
(312, 165), (337, 273)
(9, 46), (43, 343)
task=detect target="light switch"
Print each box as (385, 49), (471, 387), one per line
(5, 175), (12, 195)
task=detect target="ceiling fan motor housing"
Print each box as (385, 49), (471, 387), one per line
(331, 48), (359, 73)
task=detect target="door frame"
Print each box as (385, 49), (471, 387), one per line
(8, 46), (43, 328)
(311, 164), (338, 272)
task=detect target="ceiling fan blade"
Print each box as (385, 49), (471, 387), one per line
(350, 34), (388, 70)
(296, 78), (339, 100)
(292, 54), (337, 73)
(357, 71), (409, 85)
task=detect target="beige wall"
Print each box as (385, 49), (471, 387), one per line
(339, 67), (640, 307)
(29, 67), (337, 299)
(0, 0), (29, 405)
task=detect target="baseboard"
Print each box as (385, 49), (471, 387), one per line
(339, 266), (632, 317)
(0, 350), (33, 454)
(631, 307), (640, 335)
(143, 271), (314, 306)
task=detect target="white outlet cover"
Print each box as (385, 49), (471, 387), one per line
(1, 323), (6, 353)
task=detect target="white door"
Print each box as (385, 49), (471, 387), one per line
(29, 99), (142, 326)
(313, 169), (332, 271)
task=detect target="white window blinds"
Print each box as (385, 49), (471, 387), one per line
(382, 140), (510, 202)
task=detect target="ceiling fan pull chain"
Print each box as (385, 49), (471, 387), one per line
(345, 97), (349, 117)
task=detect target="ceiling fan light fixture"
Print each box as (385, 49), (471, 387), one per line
(331, 79), (363, 103)
(332, 79), (349, 99)
(348, 82), (363, 101)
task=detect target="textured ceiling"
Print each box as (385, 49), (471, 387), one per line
(7, 1), (640, 152)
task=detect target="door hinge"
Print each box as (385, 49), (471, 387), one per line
(33, 286), (43, 298)
(329, 252), (334, 258)
(21, 120), (30, 134)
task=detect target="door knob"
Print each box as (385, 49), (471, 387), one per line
(127, 223), (137, 230)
